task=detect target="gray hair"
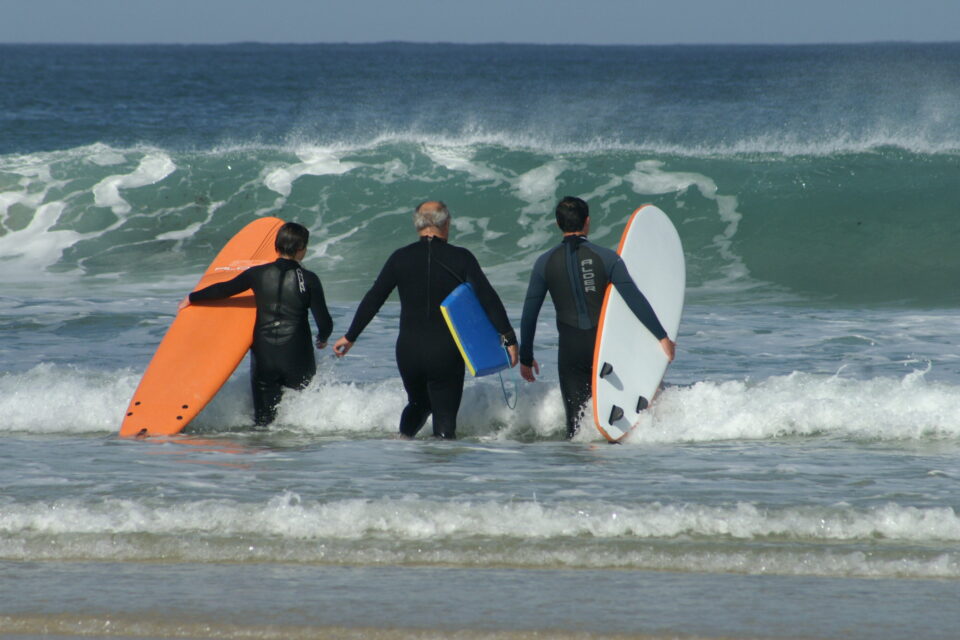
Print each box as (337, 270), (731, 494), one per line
(413, 201), (451, 231)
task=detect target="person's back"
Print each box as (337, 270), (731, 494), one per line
(248, 258), (324, 348)
(529, 236), (623, 332)
(188, 222), (333, 426)
(372, 237), (503, 343)
(334, 201), (518, 439)
(520, 197), (673, 437)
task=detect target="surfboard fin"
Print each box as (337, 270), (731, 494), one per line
(599, 362), (613, 378)
(609, 405), (624, 425)
(637, 396), (649, 412)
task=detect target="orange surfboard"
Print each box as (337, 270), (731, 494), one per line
(119, 217), (284, 437)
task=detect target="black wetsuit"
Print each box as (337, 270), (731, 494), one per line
(520, 235), (667, 437)
(344, 236), (515, 439)
(190, 258), (333, 426)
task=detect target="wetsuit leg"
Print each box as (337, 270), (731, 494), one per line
(557, 325), (596, 438)
(425, 358), (465, 439)
(396, 336), (465, 439)
(250, 353), (283, 427)
(249, 335), (316, 427)
(280, 345), (316, 390)
(398, 374), (432, 438)
(395, 337), (432, 437)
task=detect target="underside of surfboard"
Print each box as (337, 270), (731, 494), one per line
(119, 217), (284, 437)
(591, 205), (685, 442)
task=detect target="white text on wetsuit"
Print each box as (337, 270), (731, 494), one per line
(580, 258), (596, 292)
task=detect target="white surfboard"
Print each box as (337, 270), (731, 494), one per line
(591, 205), (685, 442)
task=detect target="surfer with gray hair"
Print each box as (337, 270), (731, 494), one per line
(413, 199), (451, 230)
(518, 196), (675, 438)
(333, 200), (518, 439)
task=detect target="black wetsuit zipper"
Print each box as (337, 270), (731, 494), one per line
(273, 267), (286, 342)
(426, 238), (432, 320)
(565, 238), (591, 328)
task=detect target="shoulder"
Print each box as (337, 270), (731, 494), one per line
(582, 240), (620, 270)
(241, 262), (272, 278)
(300, 266), (322, 284)
(384, 242), (417, 264)
(249, 260), (276, 272)
(536, 244), (563, 269)
(447, 242), (478, 263)
(396, 240), (424, 256)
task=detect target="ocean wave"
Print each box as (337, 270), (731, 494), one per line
(3, 141), (958, 305)
(4, 363), (960, 443)
(2, 493), (958, 578)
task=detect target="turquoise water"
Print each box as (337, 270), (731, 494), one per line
(2, 43), (960, 639)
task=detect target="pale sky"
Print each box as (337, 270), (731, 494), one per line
(2, 0), (958, 45)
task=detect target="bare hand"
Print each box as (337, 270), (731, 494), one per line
(315, 338), (327, 349)
(660, 337), (676, 362)
(178, 295), (191, 312)
(333, 336), (354, 358)
(506, 344), (519, 367)
(520, 360), (539, 382)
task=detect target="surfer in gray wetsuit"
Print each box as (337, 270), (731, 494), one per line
(182, 222), (333, 427)
(519, 197), (676, 438)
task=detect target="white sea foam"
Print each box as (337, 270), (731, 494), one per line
(631, 370), (960, 443)
(6, 494), (960, 542)
(0, 201), (79, 271)
(422, 145), (506, 183)
(4, 363), (960, 443)
(626, 160), (750, 292)
(262, 149), (359, 198)
(512, 160), (569, 250)
(1, 495), (958, 577)
(294, 127), (960, 158)
(0, 364), (140, 434)
(91, 152), (176, 215)
(0, 155), (80, 277)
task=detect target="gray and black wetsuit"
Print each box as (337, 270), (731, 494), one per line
(344, 236), (515, 439)
(190, 257), (333, 426)
(520, 235), (667, 437)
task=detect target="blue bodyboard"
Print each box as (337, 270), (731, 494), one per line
(440, 283), (510, 377)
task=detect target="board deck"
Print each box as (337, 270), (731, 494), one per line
(119, 217), (284, 437)
(440, 283), (510, 377)
(591, 205), (685, 442)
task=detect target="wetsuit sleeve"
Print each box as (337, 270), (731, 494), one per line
(519, 252), (549, 367)
(609, 258), (668, 340)
(306, 271), (333, 342)
(344, 253), (398, 342)
(188, 269), (253, 302)
(462, 251), (516, 345)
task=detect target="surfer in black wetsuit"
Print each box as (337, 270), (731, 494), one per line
(182, 222), (333, 427)
(332, 201), (518, 439)
(519, 197), (676, 438)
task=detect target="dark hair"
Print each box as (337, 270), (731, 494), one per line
(555, 196), (589, 232)
(275, 221), (310, 256)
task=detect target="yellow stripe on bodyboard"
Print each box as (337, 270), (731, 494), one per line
(441, 305), (478, 377)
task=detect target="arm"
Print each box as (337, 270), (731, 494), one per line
(463, 253), (516, 340)
(334, 254), (398, 357)
(609, 258), (675, 360)
(609, 258), (668, 341)
(519, 254), (549, 378)
(307, 272), (334, 347)
(462, 252), (518, 366)
(188, 269), (253, 303)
